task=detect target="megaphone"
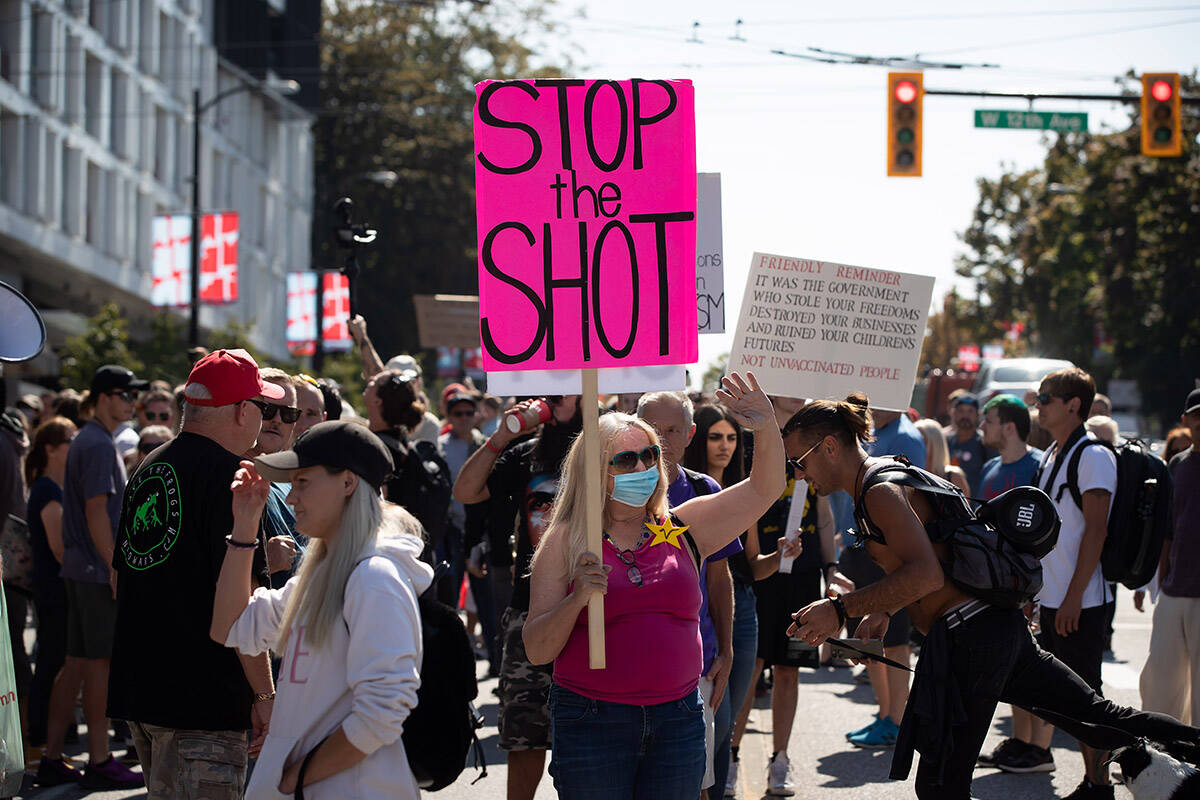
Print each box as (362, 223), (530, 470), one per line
(0, 280), (46, 363)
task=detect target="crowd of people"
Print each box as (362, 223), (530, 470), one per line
(0, 316), (1198, 799)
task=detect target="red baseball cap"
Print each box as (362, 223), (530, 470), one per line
(184, 349), (286, 407)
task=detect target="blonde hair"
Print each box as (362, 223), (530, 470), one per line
(915, 418), (951, 478)
(533, 412), (669, 579)
(277, 477), (422, 651)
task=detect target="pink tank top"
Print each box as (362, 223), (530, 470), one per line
(553, 521), (702, 705)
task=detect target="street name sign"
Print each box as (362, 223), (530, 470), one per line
(974, 110), (1088, 132)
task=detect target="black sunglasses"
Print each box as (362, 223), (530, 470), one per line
(107, 390), (136, 402)
(1036, 392), (1069, 407)
(616, 549), (643, 588)
(246, 399), (302, 424)
(449, 409), (476, 418)
(141, 411), (171, 422)
(787, 439), (823, 475)
(609, 445), (661, 472)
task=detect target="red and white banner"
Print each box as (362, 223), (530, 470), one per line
(957, 345), (981, 371)
(200, 212), (239, 304)
(286, 271), (353, 356)
(151, 212), (239, 307)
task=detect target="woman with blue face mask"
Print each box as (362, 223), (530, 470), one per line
(523, 372), (786, 800)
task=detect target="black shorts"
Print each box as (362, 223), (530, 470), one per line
(1037, 603), (1110, 695)
(64, 579), (116, 659)
(755, 570), (822, 667)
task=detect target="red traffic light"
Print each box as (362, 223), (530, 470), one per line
(1151, 80), (1173, 103)
(894, 80), (918, 104)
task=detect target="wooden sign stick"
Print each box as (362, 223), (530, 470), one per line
(581, 367), (605, 669)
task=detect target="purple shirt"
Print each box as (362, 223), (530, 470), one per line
(667, 468), (742, 674)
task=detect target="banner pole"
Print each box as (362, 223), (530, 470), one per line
(581, 367), (605, 669)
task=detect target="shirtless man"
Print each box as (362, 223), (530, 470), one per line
(783, 394), (1200, 800)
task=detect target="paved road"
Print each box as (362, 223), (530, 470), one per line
(19, 587), (1156, 799)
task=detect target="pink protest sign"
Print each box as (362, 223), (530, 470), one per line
(474, 79), (698, 372)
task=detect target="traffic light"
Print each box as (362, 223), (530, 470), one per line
(1140, 72), (1181, 157)
(888, 72), (923, 177)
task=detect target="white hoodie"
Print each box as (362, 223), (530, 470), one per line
(226, 532), (434, 800)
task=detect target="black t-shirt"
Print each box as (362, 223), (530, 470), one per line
(486, 439), (561, 613)
(108, 432), (267, 731)
(756, 474), (822, 583)
(26, 476), (65, 608)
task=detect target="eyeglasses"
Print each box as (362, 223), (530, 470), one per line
(609, 445), (661, 472)
(787, 439), (823, 475)
(1036, 392), (1069, 407)
(107, 390), (136, 402)
(141, 411), (171, 422)
(245, 399), (301, 424)
(616, 550), (643, 588)
(139, 440), (167, 455)
(450, 409), (476, 418)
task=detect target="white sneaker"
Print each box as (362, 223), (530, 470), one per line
(766, 753), (795, 796)
(725, 757), (738, 797)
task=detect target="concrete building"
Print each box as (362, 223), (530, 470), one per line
(0, 0), (318, 392)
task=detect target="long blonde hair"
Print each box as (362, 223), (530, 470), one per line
(277, 476), (422, 651)
(915, 418), (950, 478)
(532, 412), (669, 579)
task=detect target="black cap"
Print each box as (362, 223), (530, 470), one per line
(446, 392), (478, 411)
(1185, 388), (1200, 415)
(952, 392), (979, 408)
(91, 364), (148, 395)
(255, 420), (394, 489)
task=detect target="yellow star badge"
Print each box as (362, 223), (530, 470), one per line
(646, 518), (689, 549)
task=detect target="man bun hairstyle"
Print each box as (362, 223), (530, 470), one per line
(782, 392), (874, 446)
(377, 369), (427, 430)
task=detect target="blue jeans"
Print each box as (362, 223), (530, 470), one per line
(549, 683), (706, 800)
(712, 580), (760, 794)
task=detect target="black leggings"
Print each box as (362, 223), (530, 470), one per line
(911, 606), (1198, 799)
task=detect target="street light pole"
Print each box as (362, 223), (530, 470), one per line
(186, 78), (299, 349)
(188, 88), (202, 348)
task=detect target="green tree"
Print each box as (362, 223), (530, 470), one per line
(313, 0), (572, 361)
(59, 304), (144, 390)
(955, 73), (1200, 430)
(700, 352), (729, 395)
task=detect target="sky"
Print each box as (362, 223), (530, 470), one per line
(550, 0), (1200, 384)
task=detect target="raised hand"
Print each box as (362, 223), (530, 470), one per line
(715, 372), (775, 432)
(231, 460), (271, 529)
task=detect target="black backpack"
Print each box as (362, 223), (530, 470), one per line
(402, 572), (486, 790)
(1046, 433), (1173, 590)
(854, 458), (1059, 607)
(378, 432), (454, 549)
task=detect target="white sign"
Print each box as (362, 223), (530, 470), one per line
(727, 253), (934, 411)
(697, 173), (724, 334)
(486, 365), (687, 397)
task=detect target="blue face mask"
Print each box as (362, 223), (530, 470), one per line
(610, 468), (660, 508)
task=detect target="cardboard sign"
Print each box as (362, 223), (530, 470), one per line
(413, 294), (480, 350)
(728, 253), (934, 411)
(474, 79), (698, 372)
(696, 173), (724, 334)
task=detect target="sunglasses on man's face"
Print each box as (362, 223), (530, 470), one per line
(1036, 392), (1068, 407)
(141, 411), (171, 422)
(246, 399), (302, 424)
(450, 409), (476, 418)
(108, 390), (136, 403)
(787, 438), (823, 475)
(609, 445), (661, 473)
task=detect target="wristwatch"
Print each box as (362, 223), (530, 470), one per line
(253, 692), (276, 705)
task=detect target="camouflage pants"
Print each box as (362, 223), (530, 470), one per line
(129, 722), (247, 800)
(497, 607), (553, 751)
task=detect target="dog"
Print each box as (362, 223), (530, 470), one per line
(1106, 739), (1200, 800)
